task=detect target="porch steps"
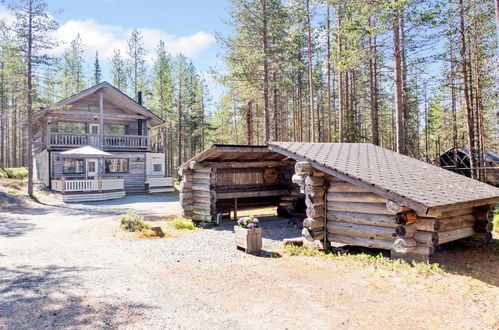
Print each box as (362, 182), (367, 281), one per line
(126, 188), (150, 195)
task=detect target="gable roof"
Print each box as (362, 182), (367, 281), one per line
(179, 144), (287, 169)
(40, 81), (164, 126)
(269, 142), (499, 214)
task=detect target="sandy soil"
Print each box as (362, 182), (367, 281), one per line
(0, 186), (498, 329)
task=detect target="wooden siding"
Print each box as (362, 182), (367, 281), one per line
(51, 151), (147, 189)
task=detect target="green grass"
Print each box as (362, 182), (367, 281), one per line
(0, 167), (28, 179)
(120, 211), (151, 232)
(283, 244), (444, 276)
(170, 217), (197, 231)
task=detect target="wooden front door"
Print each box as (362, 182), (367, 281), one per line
(89, 124), (100, 146)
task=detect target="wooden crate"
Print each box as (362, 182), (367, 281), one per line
(234, 226), (262, 253)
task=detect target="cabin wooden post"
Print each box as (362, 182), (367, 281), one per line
(189, 161), (216, 224)
(296, 162), (328, 247)
(99, 90), (104, 149)
(179, 167), (194, 219)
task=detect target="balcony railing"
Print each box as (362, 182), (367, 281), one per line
(51, 178), (124, 193)
(103, 134), (148, 149)
(49, 132), (148, 149)
(50, 133), (100, 147)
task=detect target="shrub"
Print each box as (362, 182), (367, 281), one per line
(0, 167), (28, 179)
(171, 217), (196, 231)
(120, 211), (150, 232)
(4, 167), (28, 179)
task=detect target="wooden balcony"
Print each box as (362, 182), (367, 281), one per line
(49, 132), (148, 150)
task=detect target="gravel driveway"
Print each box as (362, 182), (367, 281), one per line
(2, 194), (498, 329)
(0, 194), (302, 329)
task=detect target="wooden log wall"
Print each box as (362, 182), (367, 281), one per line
(325, 176), (398, 252)
(179, 161), (217, 222)
(294, 161), (327, 244)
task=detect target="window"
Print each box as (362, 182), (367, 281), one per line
(58, 121), (86, 133)
(63, 158), (84, 174)
(88, 105), (99, 112)
(89, 124), (99, 134)
(105, 124), (127, 135)
(105, 158), (129, 173)
(88, 161), (96, 173)
(153, 163), (162, 173)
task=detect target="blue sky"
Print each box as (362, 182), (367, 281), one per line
(2, 0), (232, 109)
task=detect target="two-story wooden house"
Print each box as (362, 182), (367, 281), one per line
(33, 82), (173, 202)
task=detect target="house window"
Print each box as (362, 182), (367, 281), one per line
(63, 158), (84, 174)
(88, 105), (99, 112)
(105, 124), (127, 135)
(105, 158), (129, 173)
(88, 161), (96, 173)
(153, 163), (162, 173)
(58, 121), (86, 133)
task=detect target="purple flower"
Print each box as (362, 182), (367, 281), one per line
(253, 218), (259, 223)
(248, 223), (255, 229)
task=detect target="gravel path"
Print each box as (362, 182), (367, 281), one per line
(0, 195), (301, 329)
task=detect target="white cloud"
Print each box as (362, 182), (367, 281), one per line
(50, 18), (216, 63)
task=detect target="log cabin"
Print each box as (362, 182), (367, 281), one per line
(33, 82), (173, 202)
(178, 142), (499, 261)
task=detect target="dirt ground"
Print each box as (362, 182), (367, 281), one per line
(0, 182), (498, 329)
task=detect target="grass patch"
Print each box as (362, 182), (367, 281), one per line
(170, 217), (196, 231)
(120, 211), (151, 232)
(236, 207), (277, 217)
(283, 245), (444, 276)
(0, 167), (28, 179)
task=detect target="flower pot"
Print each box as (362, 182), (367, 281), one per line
(234, 226), (262, 254)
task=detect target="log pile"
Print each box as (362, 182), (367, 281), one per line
(294, 161), (326, 243)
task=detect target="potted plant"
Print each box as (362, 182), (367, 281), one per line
(235, 216), (262, 253)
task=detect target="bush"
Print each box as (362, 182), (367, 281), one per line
(0, 167), (28, 179)
(171, 217), (196, 231)
(120, 211), (150, 232)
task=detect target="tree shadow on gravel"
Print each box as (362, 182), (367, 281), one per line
(0, 265), (155, 328)
(0, 215), (38, 237)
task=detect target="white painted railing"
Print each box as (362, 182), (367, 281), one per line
(103, 135), (148, 149)
(50, 133), (99, 147)
(147, 176), (173, 187)
(102, 179), (125, 190)
(49, 133), (148, 149)
(51, 178), (124, 193)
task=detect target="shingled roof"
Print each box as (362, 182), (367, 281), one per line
(269, 142), (499, 214)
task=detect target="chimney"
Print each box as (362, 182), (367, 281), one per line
(137, 91), (142, 105)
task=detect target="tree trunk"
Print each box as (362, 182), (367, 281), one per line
(261, 0), (270, 142)
(369, 17), (379, 146)
(326, 5), (332, 143)
(393, 0), (406, 154)
(246, 101), (253, 144)
(27, 0), (34, 196)
(306, 0), (314, 142)
(459, 0), (477, 179)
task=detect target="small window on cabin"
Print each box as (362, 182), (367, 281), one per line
(63, 158), (84, 174)
(105, 124), (127, 135)
(58, 121), (86, 134)
(88, 105), (99, 112)
(105, 158), (129, 173)
(153, 163), (162, 173)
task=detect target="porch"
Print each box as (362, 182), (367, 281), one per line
(51, 177), (126, 202)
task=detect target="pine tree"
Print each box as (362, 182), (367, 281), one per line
(110, 48), (128, 92)
(93, 50), (102, 85)
(127, 29), (146, 100)
(6, 0), (58, 196)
